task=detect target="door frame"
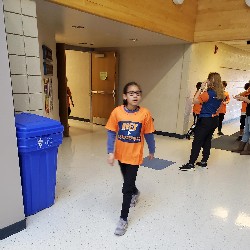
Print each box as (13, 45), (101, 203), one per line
(56, 45), (118, 130)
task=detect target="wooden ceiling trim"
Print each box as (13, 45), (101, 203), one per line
(46, 0), (198, 42)
(195, 0), (250, 42)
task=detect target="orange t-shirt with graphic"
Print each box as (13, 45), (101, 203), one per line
(218, 91), (230, 114)
(105, 105), (155, 165)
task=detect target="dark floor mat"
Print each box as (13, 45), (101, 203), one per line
(211, 131), (240, 151)
(141, 157), (175, 170)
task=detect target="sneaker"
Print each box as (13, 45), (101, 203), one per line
(114, 218), (128, 236)
(179, 163), (195, 171)
(217, 131), (224, 136)
(196, 161), (207, 168)
(236, 136), (242, 141)
(130, 191), (140, 207)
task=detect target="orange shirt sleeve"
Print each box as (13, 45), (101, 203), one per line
(105, 109), (118, 132)
(197, 92), (209, 104)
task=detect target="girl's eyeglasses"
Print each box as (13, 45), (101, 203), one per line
(126, 91), (142, 96)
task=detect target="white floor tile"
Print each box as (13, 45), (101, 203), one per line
(2, 119), (250, 250)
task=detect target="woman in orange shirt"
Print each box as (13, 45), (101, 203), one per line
(180, 72), (224, 171)
(193, 82), (202, 124)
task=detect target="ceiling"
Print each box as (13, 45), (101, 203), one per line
(36, 0), (188, 48)
(36, 1), (250, 53)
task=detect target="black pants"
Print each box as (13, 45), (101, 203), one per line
(189, 117), (219, 164)
(218, 113), (225, 132)
(240, 115), (246, 130)
(119, 161), (139, 221)
(68, 107), (71, 117)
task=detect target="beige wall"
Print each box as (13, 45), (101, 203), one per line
(48, 0), (197, 42)
(0, 0), (25, 231)
(115, 45), (186, 133)
(180, 42), (250, 134)
(66, 50), (91, 120)
(37, 15), (60, 120)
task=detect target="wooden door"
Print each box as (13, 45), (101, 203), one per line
(91, 51), (118, 125)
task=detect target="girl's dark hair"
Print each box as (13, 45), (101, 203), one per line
(244, 82), (250, 90)
(123, 82), (142, 105)
(196, 82), (202, 90)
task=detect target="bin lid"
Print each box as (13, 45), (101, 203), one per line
(15, 113), (64, 138)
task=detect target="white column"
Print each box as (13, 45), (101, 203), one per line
(0, 0), (25, 237)
(3, 0), (43, 115)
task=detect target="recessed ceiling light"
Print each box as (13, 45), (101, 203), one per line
(79, 42), (87, 45)
(90, 43), (94, 46)
(129, 38), (138, 42)
(173, 0), (184, 4)
(72, 25), (85, 29)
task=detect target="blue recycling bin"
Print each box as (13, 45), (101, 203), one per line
(15, 113), (64, 216)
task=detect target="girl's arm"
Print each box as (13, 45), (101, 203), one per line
(234, 95), (250, 104)
(145, 133), (155, 160)
(236, 87), (250, 97)
(107, 130), (116, 166)
(193, 89), (203, 104)
(107, 130), (116, 153)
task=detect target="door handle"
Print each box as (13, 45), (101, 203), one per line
(91, 90), (115, 95)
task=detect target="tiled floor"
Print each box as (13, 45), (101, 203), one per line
(1, 120), (250, 250)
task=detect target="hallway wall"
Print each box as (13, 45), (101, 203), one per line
(116, 45), (186, 134)
(182, 42), (250, 133)
(37, 16), (60, 120)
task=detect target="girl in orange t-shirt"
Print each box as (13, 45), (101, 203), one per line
(106, 82), (155, 236)
(192, 82), (202, 123)
(186, 82), (202, 139)
(237, 82), (250, 141)
(217, 81), (230, 135)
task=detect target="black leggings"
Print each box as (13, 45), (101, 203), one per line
(218, 113), (225, 132)
(119, 161), (139, 221)
(240, 115), (246, 130)
(189, 117), (219, 164)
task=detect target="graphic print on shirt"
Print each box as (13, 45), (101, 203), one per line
(117, 121), (142, 143)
